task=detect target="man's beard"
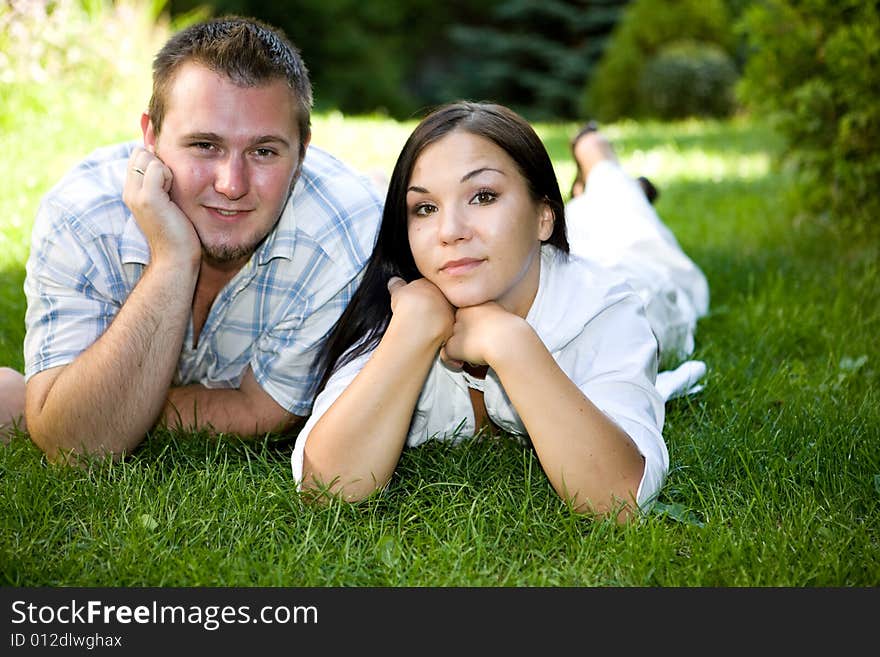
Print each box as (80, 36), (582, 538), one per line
(201, 241), (259, 266)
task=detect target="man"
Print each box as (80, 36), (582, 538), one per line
(21, 16), (382, 461)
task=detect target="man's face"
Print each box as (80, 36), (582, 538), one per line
(145, 62), (307, 266)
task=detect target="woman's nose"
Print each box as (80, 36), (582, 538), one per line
(437, 206), (471, 244)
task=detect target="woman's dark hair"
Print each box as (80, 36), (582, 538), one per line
(311, 101), (569, 396)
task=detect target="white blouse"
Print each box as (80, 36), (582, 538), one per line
(292, 245), (669, 509)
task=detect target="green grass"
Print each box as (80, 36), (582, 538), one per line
(1, 5), (878, 587)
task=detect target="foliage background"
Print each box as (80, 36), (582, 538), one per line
(735, 0), (880, 229)
(164, 0), (632, 120)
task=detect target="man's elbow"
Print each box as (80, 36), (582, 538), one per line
(24, 401), (64, 461)
(26, 415), (128, 464)
(26, 396), (137, 464)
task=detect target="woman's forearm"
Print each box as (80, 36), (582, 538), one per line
(301, 317), (444, 501)
(488, 321), (645, 522)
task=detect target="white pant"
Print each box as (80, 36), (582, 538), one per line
(565, 160), (709, 363)
(565, 161), (710, 399)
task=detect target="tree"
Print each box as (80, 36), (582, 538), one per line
(437, 0), (629, 121)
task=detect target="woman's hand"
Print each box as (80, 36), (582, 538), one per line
(387, 276), (456, 346)
(443, 302), (526, 368)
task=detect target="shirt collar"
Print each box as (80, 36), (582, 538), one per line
(526, 245), (596, 350)
(255, 187), (298, 265)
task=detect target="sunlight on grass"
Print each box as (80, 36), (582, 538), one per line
(311, 111), (414, 179)
(625, 147), (771, 184)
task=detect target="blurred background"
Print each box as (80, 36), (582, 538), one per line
(1, 0), (877, 231)
(159, 0), (745, 123)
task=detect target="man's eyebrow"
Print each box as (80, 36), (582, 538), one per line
(407, 167), (506, 194)
(182, 132), (222, 142)
(182, 132), (291, 148)
(253, 135), (292, 148)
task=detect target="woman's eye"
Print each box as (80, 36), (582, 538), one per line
(412, 203), (437, 217)
(471, 189), (497, 205)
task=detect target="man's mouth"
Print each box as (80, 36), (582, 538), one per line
(207, 206), (251, 220)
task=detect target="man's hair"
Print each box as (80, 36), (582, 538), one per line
(148, 16), (313, 146)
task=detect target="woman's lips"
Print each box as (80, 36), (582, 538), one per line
(440, 257), (484, 276)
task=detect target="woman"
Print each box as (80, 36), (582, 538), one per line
(292, 101), (668, 523)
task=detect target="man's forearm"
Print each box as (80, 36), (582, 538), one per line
(26, 263), (196, 459)
(163, 368), (298, 437)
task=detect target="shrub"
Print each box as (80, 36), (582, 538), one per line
(638, 40), (738, 120)
(736, 0), (880, 228)
(584, 0), (735, 121)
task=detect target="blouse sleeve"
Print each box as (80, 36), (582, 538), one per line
(290, 348), (372, 488)
(566, 286), (669, 509)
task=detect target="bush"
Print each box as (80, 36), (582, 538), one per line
(736, 0), (880, 228)
(584, 0), (735, 121)
(638, 40), (738, 120)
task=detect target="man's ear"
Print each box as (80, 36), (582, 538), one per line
(300, 129), (312, 162)
(291, 130), (312, 187)
(537, 201), (555, 241)
(141, 113), (157, 153)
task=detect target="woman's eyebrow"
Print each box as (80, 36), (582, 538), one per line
(407, 167), (506, 194)
(461, 167), (505, 182)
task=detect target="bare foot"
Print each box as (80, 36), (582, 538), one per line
(570, 129), (660, 204)
(570, 128), (618, 198)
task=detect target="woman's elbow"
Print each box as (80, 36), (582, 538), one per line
(300, 454), (386, 505)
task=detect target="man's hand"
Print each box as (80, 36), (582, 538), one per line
(122, 147), (201, 266)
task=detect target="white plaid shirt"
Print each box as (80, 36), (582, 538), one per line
(24, 141), (383, 416)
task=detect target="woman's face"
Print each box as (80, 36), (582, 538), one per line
(405, 129), (554, 316)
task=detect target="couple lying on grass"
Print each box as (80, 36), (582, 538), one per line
(3, 17), (707, 524)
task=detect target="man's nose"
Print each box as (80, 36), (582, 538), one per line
(214, 155), (249, 200)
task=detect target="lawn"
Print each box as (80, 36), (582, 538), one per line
(1, 4), (877, 587)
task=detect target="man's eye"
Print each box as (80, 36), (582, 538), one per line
(191, 142), (216, 151)
(254, 148), (277, 158)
